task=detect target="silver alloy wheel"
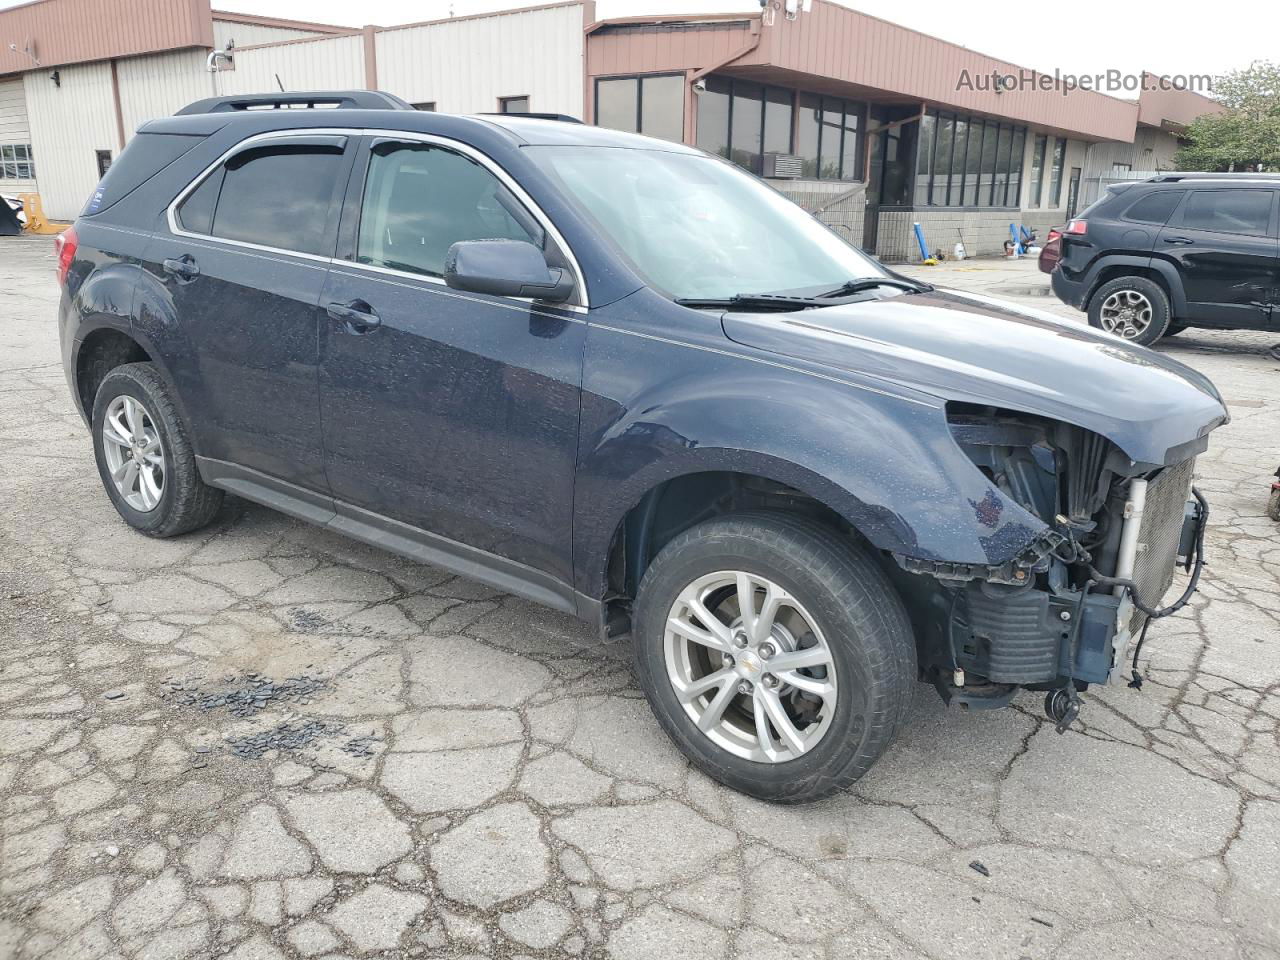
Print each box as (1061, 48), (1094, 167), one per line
(101, 395), (165, 512)
(664, 570), (837, 763)
(1099, 289), (1154, 340)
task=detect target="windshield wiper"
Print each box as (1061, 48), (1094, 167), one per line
(819, 277), (933, 298)
(675, 292), (824, 311)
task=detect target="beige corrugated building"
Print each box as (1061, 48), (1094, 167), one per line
(0, 0), (589, 220)
(1, 0), (1224, 258)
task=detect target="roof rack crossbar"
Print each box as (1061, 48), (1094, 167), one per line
(176, 91), (414, 116)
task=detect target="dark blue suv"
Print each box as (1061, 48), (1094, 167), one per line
(58, 92), (1227, 801)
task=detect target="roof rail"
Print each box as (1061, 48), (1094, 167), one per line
(479, 112), (584, 124)
(176, 91), (414, 116)
(1146, 172), (1279, 182)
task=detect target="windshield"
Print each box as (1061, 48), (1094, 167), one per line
(524, 145), (891, 301)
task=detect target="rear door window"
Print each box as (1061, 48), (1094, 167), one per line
(1176, 189), (1272, 236)
(355, 141), (540, 279)
(176, 140), (347, 257)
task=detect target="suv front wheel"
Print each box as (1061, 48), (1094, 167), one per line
(632, 512), (916, 803)
(1088, 275), (1171, 347)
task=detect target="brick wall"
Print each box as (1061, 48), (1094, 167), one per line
(876, 209), (1065, 262)
(768, 178), (1065, 263)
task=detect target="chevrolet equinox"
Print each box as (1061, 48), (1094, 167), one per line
(56, 92), (1227, 802)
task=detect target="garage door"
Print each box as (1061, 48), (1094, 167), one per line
(0, 78), (37, 195)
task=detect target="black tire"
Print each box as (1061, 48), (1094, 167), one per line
(632, 512), (916, 803)
(1267, 488), (1280, 523)
(91, 362), (223, 538)
(1087, 275), (1171, 347)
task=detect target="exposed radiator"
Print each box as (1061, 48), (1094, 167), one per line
(1128, 457), (1196, 634)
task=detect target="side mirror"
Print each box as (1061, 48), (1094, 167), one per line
(444, 239), (574, 303)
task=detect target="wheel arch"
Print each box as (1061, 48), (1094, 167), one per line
(73, 324), (152, 421)
(1083, 256), (1186, 317)
(73, 320), (199, 461)
(597, 466), (862, 606)
(577, 448), (950, 640)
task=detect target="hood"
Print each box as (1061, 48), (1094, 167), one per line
(721, 287), (1228, 466)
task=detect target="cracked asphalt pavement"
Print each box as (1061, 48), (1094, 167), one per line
(2, 236), (1279, 960)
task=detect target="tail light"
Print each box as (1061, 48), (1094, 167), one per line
(54, 227), (78, 286)
(1065, 219), (1087, 236)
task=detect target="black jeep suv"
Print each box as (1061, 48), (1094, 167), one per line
(57, 92), (1227, 802)
(1049, 173), (1280, 346)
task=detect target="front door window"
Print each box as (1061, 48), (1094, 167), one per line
(356, 142), (539, 279)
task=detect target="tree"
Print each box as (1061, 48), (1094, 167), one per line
(1175, 60), (1280, 171)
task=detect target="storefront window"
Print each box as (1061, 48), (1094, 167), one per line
(797, 93), (820, 178)
(1028, 134), (1048, 207)
(729, 81), (764, 173)
(694, 76), (731, 160)
(978, 122), (998, 206)
(840, 105), (861, 182)
(596, 73), (685, 143)
(1048, 137), (1067, 205)
(948, 118), (968, 206)
(963, 120), (984, 206)
(597, 79), (639, 132)
(640, 75), (685, 143)
(914, 113), (936, 206)
(764, 86), (793, 156)
(902, 110), (1027, 208)
(930, 114), (954, 205)
(992, 123), (1013, 206)
(819, 98), (844, 178)
(1008, 128), (1026, 207)
(696, 78), (860, 180)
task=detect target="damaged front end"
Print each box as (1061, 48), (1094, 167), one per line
(894, 403), (1208, 731)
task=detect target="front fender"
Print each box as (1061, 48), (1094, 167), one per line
(572, 304), (1047, 599)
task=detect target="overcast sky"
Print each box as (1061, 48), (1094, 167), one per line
(4, 0), (1272, 94)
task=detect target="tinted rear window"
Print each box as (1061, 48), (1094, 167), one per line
(1179, 189), (1272, 236)
(1123, 190), (1184, 224)
(82, 132), (204, 217)
(208, 144), (344, 255)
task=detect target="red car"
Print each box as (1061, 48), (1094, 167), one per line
(1038, 227), (1062, 274)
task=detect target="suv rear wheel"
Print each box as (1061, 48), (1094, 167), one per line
(91, 363), (223, 537)
(632, 512), (915, 803)
(1088, 275), (1171, 346)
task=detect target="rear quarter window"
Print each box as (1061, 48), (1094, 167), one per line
(1122, 190), (1184, 225)
(82, 133), (206, 217)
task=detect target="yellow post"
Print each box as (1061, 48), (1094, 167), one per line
(18, 194), (66, 235)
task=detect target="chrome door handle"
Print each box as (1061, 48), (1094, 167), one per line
(1162, 236), (1194, 245)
